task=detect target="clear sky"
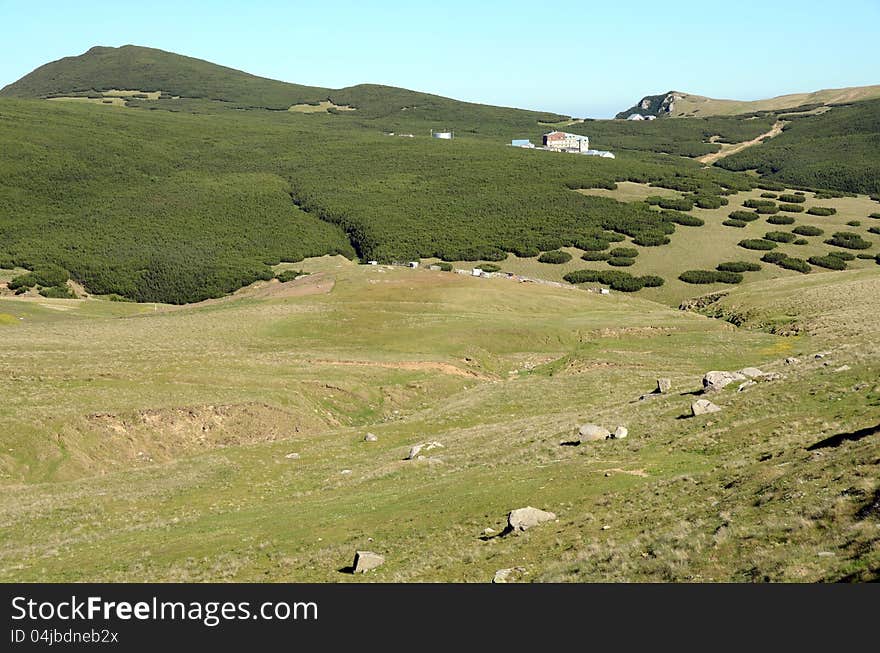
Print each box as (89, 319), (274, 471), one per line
(1, 0), (878, 118)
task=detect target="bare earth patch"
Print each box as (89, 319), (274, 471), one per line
(288, 100), (356, 113)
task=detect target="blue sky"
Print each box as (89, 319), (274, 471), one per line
(1, 0), (878, 117)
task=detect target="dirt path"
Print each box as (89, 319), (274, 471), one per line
(306, 358), (495, 380)
(698, 120), (785, 165)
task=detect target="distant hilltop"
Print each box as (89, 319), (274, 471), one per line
(617, 85), (880, 119)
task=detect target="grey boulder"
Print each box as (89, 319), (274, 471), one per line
(508, 506), (557, 532)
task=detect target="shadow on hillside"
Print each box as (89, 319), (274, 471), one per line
(806, 422), (880, 451)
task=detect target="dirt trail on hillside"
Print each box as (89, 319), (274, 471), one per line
(306, 358), (494, 380)
(698, 120), (785, 165)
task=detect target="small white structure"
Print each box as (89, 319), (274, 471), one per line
(584, 149), (616, 158)
(511, 139), (534, 148)
(599, 288), (610, 295)
(368, 260), (378, 265)
(408, 261), (419, 268)
(431, 130), (454, 139)
(627, 113), (646, 120)
(471, 268), (483, 277)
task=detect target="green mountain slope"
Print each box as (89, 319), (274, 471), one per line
(0, 44), (568, 127)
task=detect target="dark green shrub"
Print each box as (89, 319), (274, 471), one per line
(581, 251), (610, 261)
(807, 207), (836, 216)
(658, 197), (694, 211)
(538, 250), (572, 264)
(815, 191), (844, 199)
(856, 253), (875, 260)
(607, 257), (635, 267)
(631, 234), (670, 247)
(828, 251), (855, 261)
(743, 199), (776, 210)
(38, 285), (76, 299)
(717, 261), (761, 272)
(610, 247), (638, 258)
(662, 210), (704, 226)
(511, 245), (540, 258)
(723, 219), (747, 228)
(764, 231), (796, 243)
(755, 205), (779, 214)
(778, 203), (805, 213)
(767, 215), (796, 225)
(644, 196), (665, 206)
(778, 257), (811, 273)
(477, 263), (501, 272)
(778, 194), (805, 203)
(760, 192), (778, 199)
(808, 255), (847, 270)
(639, 275), (665, 287)
(694, 195), (727, 209)
(846, 220), (861, 227)
(792, 225), (823, 236)
(761, 252), (789, 264)
(794, 238), (809, 245)
(739, 239), (777, 251)
(435, 261), (454, 271)
(564, 270), (600, 284)
(868, 226), (880, 235)
(826, 232), (872, 250)
(679, 270), (743, 284)
(728, 210), (760, 222)
(608, 276), (644, 292)
(276, 269), (306, 282)
(869, 213), (880, 219)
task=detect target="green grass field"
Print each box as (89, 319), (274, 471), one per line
(0, 261), (877, 582)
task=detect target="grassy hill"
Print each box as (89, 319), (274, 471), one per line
(618, 86), (880, 119)
(0, 260), (877, 581)
(0, 44), (568, 132)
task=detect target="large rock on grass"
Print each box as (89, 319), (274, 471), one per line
(702, 371), (746, 392)
(692, 399), (722, 416)
(508, 507), (557, 532)
(353, 550), (385, 573)
(578, 424), (610, 442)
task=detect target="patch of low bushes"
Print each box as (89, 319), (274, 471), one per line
(760, 192), (778, 199)
(581, 251), (610, 261)
(778, 194), (805, 203)
(609, 247), (638, 258)
(764, 231), (797, 243)
(693, 195), (728, 209)
(477, 263), (501, 272)
(828, 251), (855, 261)
(761, 251), (811, 273)
(717, 261), (761, 272)
(778, 203), (805, 213)
(578, 238), (610, 252)
(632, 234), (670, 247)
(868, 226), (880, 235)
(275, 269), (307, 282)
(808, 255), (847, 270)
(739, 238), (777, 251)
(607, 257), (635, 267)
(767, 215), (796, 225)
(661, 210), (704, 227)
(679, 269), (743, 284)
(728, 210), (760, 222)
(792, 225), (823, 236)
(846, 220), (861, 227)
(562, 269), (664, 292)
(723, 219), (747, 228)
(825, 231), (872, 250)
(807, 207), (836, 216)
(38, 285), (76, 299)
(538, 250), (573, 264)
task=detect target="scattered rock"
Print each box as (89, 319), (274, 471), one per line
(833, 365), (851, 372)
(737, 367), (766, 378)
(353, 550), (385, 573)
(814, 353), (829, 360)
(340, 469), (352, 475)
(364, 433), (378, 442)
(578, 424), (610, 442)
(817, 551), (836, 558)
(284, 452), (300, 460)
(407, 441), (444, 460)
(601, 525), (611, 531)
(507, 506), (557, 532)
(757, 372), (783, 381)
(492, 567), (527, 583)
(737, 380), (757, 392)
(612, 426), (628, 439)
(703, 370), (747, 392)
(784, 357), (800, 365)
(692, 399), (722, 416)
(656, 378), (672, 393)
(483, 527), (496, 537)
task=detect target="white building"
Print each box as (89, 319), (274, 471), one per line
(542, 131), (590, 152)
